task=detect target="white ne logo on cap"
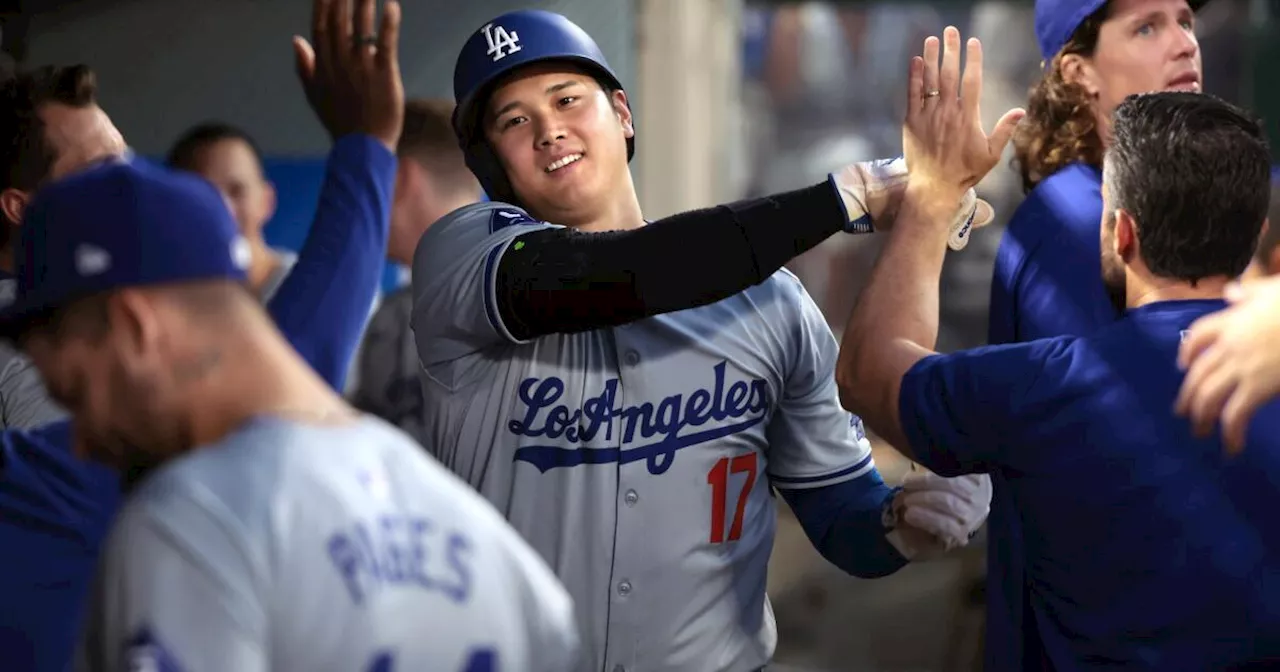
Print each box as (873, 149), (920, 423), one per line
(483, 22), (522, 62)
(231, 236), (253, 270)
(75, 244), (111, 276)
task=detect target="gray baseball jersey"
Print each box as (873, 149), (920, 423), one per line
(75, 415), (580, 672)
(351, 286), (427, 444)
(0, 277), (66, 429)
(410, 203), (876, 672)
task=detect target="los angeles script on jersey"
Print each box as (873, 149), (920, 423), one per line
(509, 360), (772, 475)
(326, 514), (473, 607)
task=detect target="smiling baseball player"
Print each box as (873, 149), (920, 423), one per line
(411, 10), (992, 672)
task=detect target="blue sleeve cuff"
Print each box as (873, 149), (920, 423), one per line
(781, 471), (908, 578)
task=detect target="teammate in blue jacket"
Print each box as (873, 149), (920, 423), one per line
(411, 11), (1000, 671)
(990, 0), (1209, 344)
(839, 29), (1280, 668)
(0, 0), (397, 666)
(983, 1), (1209, 666)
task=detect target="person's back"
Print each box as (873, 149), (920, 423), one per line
(990, 162), (1113, 342)
(992, 300), (1280, 667)
(80, 416), (578, 671)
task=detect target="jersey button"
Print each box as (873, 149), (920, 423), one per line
(617, 580), (632, 596)
(624, 490), (639, 506)
(623, 350), (640, 366)
(612, 666), (626, 672)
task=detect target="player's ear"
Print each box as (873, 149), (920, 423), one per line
(1059, 53), (1099, 98)
(1114, 208), (1137, 260)
(109, 289), (165, 361)
(0, 188), (30, 228)
(262, 179), (278, 223)
(610, 90), (634, 139)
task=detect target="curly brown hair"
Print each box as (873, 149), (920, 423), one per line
(1012, 6), (1108, 193)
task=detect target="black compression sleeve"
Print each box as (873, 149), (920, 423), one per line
(494, 181), (845, 340)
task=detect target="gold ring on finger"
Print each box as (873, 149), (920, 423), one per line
(924, 89), (941, 99)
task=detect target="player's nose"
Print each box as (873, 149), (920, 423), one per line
(534, 119), (568, 148)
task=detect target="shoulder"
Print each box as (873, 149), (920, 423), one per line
(418, 202), (552, 246)
(1010, 163), (1103, 233)
(412, 202), (560, 278)
(911, 335), (1082, 390)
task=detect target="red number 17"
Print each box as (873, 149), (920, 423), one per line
(707, 452), (759, 544)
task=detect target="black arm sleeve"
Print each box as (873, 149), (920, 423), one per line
(494, 181), (845, 340)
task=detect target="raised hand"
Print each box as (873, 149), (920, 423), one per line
(1175, 275), (1280, 454)
(903, 27), (1024, 208)
(293, 0), (405, 152)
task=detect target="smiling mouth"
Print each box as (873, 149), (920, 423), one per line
(545, 153), (584, 173)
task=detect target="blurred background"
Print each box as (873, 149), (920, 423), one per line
(4, 0), (1275, 669)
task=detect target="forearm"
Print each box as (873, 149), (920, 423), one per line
(781, 473), (908, 578)
(498, 181), (851, 339)
(267, 135), (395, 390)
(836, 187), (956, 453)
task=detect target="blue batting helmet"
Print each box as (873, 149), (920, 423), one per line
(452, 10), (634, 204)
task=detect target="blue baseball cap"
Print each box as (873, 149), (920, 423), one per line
(0, 157), (251, 337)
(1035, 0), (1212, 61)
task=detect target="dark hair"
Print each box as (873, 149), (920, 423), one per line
(1106, 92), (1272, 282)
(1012, 3), (1108, 193)
(166, 122), (265, 172)
(0, 64), (98, 196)
(398, 98), (479, 196)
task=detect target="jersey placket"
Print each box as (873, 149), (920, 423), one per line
(601, 323), (645, 672)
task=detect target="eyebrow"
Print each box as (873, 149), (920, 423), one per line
(490, 80), (584, 122)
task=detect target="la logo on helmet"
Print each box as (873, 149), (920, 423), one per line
(483, 23), (522, 62)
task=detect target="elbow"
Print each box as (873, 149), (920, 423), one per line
(835, 338), (873, 416)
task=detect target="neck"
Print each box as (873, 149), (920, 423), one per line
(0, 245), (12, 274)
(389, 192), (481, 266)
(1127, 273), (1231, 310)
(182, 330), (353, 448)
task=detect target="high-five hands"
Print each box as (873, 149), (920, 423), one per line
(903, 27), (1024, 213)
(293, 0), (405, 153)
(1176, 276), (1280, 454)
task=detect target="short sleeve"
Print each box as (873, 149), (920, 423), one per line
(76, 481), (266, 672)
(897, 339), (1066, 476)
(766, 277), (876, 490)
(409, 203), (557, 387)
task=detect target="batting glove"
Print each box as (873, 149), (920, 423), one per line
(882, 471), (992, 561)
(829, 157), (994, 250)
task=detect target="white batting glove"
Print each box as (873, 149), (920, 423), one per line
(829, 157), (994, 250)
(882, 471), (992, 561)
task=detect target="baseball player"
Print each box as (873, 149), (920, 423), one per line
(166, 122), (298, 303)
(983, 1), (1207, 667)
(838, 29), (1280, 669)
(412, 10), (993, 671)
(0, 0), (403, 667)
(990, 0), (1208, 344)
(5, 156), (577, 672)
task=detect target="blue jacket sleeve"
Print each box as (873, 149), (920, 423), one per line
(265, 134), (395, 391)
(779, 470), (908, 578)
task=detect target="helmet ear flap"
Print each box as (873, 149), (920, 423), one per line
(465, 142), (519, 207)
